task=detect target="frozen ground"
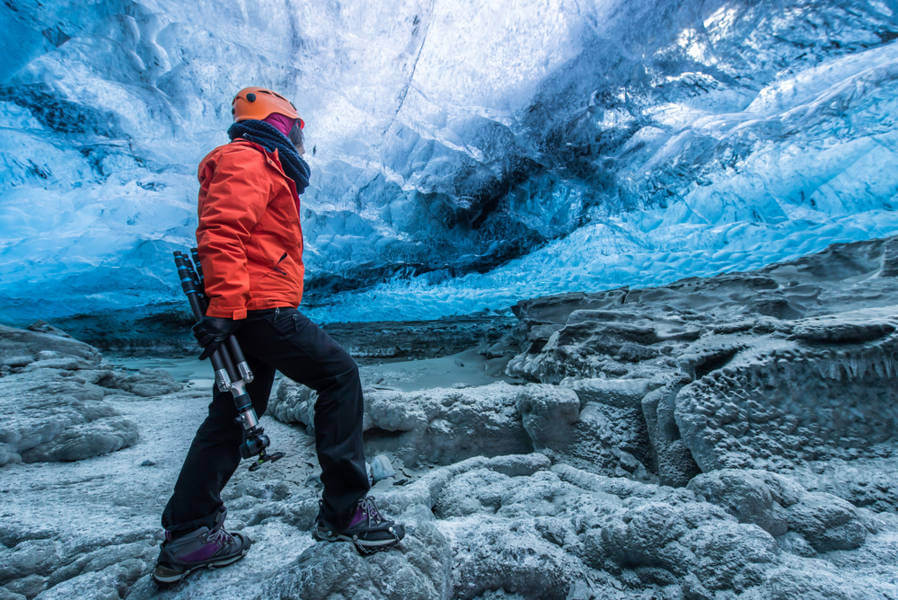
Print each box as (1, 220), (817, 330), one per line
(2, 235), (898, 599)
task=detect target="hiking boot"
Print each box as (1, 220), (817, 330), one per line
(313, 496), (405, 555)
(153, 510), (250, 585)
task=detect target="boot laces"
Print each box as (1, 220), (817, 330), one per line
(205, 526), (234, 547)
(358, 496), (385, 524)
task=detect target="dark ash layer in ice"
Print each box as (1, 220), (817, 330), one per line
(49, 306), (514, 361)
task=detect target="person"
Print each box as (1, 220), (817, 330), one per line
(152, 86), (405, 585)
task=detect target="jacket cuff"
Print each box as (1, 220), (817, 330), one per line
(205, 301), (247, 320)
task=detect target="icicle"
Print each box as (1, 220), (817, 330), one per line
(829, 362), (839, 380)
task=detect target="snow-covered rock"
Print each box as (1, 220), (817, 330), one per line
(0, 323), (185, 465)
(3, 238), (898, 599)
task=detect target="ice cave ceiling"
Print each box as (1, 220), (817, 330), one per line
(1, 0), (897, 323)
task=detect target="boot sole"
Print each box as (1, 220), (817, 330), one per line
(313, 527), (403, 554)
(152, 548), (249, 585)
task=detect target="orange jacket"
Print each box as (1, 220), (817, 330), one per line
(196, 139), (304, 319)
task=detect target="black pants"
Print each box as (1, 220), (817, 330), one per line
(161, 307), (370, 534)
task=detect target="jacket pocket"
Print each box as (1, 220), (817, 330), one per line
(273, 252), (288, 276)
(267, 308), (308, 336)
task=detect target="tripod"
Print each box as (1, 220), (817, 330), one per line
(173, 249), (285, 471)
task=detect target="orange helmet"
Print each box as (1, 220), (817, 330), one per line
(231, 86), (304, 128)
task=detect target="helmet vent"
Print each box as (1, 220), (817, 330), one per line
(246, 93), (256, 102)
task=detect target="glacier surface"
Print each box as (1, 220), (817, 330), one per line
(1, 0), (897, 324)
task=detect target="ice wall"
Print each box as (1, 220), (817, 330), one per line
(1, 0), (897, 324)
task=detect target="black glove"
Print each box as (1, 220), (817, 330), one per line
(192, 316), (239, 360)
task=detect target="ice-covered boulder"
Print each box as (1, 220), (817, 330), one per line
(271, 381), (533, 466)
(0, 323), (184, 465)
(688, 469), (870, 554)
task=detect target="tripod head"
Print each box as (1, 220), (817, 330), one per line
(242, 429), (285, 471)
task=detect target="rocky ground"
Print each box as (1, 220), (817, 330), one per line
(2, 236), (898, 599)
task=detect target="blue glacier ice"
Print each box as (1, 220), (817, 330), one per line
(1, 0), (897, 325)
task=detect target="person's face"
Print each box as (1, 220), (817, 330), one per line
(289, 120), (305, 155)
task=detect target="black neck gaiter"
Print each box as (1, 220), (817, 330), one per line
(227, 119), (311, 195)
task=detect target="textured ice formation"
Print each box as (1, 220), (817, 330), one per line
(1, 0), (898, 324)
(507, 235), (898, 500)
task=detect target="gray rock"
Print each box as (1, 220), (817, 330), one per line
(270, 380), (316, 427)
(274, 379), (652, 477)
(641, 377), (699, 486)
(689, 469), (867, 553)
(0, 325), (142, 466)
(0, 539), (58, 585)
(257, 522), (451, 600)
(19, 416), (139, 463)
(760, 566), (895, 600)
(515, 384), (580, 449)
(273, 381), (534, 466)
(34, 559), (149, 600)
(0, 324), (100, 369)
(98, 368), (183, 397)
(601, 501), (779, 592)
(784, 492), (867, 553)
(520, 383), (653, 478)
(0, 355), (32, 369)
(560, 377), (655, 409)
(469, 592), (527, 600)
(419, 457), (879, 599)
(4, 573), (46, 598)
(0, 371), (139, 465)
(363, 383), (532, 465)
(506, 311), (693, 383)
(792, 455), (898, 512)
(450, 520), (591, 600)
(688, 470), (797, 537)
(0, 588), (26, 600)
(22, 357), (96, 371)
(792, 316), (896, 344)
